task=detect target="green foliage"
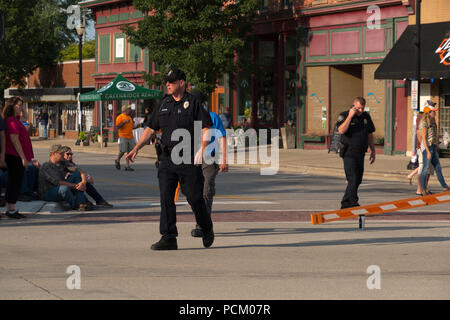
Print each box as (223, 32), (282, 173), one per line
(0, 0), (79, 99)
(123, 0), (258, 94)
(60, 40), (96, 61)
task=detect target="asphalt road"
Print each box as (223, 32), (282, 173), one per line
(0, 148), (449, 300)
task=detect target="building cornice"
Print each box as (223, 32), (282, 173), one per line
(295, 0), (411, 17)
(80, 0), (127, 9)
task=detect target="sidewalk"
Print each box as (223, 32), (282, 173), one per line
(30, 136), (450, 182)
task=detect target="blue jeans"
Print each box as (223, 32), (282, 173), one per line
(421, 145), (448, 191)
(65, 171), (105, 204)
(43, 185), (86, 209)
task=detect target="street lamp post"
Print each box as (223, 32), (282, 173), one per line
(76, 21), (85, 133)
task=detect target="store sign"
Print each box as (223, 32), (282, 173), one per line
(411, 80), (418, 110)
(435, 38), (450, 66)
(116, 81), (135, 92)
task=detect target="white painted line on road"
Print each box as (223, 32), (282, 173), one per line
(113, 200), (278, 208)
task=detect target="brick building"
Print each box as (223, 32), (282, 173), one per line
(4, 59), (95, 139)
(78, 0), (448, 155)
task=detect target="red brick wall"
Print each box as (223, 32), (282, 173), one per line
(27, 60), (95, 88)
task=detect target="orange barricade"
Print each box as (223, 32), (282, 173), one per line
(174, 182), (181, 203)
(311, 191), (450, 227)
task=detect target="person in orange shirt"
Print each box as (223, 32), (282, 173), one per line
(115, 105), (136, 171)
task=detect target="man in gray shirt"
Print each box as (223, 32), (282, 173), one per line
(38, 144), (92, 211)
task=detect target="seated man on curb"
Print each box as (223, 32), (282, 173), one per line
(61, 146), (112, 208)
(38, 144), (92, 211)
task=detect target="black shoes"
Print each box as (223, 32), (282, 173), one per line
(78, 203), (93, 211)
(151, 238), (178, 250)
(202, 229), (214, 248)
(6, 210), (27, 219)
(115, 160), (120, 170)
(191, 226), (203, 238)
(96, 201), (113, 208)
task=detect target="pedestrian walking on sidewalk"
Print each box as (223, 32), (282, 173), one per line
(2, 97), (35, 219)
(419, 101), (450, 195)
(337, 97), (376, 209)
(115, 105), (136, 171)
(126, 68), (214, 250)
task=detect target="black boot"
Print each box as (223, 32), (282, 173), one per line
(151, 237), (178, 250)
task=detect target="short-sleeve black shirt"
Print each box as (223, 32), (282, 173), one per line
(146, 91), (213, 149)
(337, 110), (375, 153)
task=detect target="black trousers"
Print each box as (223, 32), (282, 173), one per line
(5, 154), (26, 205)
(157, 154), (213, 239)
(341, 152), (365, 209)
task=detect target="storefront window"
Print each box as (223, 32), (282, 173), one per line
(441, 95), (450, 137)
(103, 101), (114, 128)
(237, 73), (252, 126)
(257, 70), (274, 126)
(258, 41), (274, 67)
(285, 69), (297, 126)
(63, 104), (78, 131)
(285, 36), (296, 66)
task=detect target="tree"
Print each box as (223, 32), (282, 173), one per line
(123, 0), (258, 94)
(60, 39), (95, 61)
(0, 0), (78, 101)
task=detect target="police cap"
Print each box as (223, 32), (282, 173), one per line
(164, 69), (186, 83)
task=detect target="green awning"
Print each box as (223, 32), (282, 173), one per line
(79, 74), (163, 101)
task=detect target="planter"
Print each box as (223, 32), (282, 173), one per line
(280, 127), (296, 149)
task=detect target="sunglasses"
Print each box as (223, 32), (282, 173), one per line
(65, 153), (73, 156)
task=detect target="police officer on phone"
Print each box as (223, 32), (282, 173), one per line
(337, 97), (376, 209)
(126, 69), (214, 250)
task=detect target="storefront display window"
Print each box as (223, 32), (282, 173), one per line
(63, 104), (78, 131)
(285, 36), (296, 66)
(257, 70), (274, 126)
(441, 95), (450, 137)
(285, 69), (297, 126)
(237, 73), (252, 126)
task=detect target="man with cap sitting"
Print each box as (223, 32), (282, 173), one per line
(38, 144), (92, 211)
(115, 104), (136, 171)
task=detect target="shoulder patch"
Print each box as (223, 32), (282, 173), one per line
(337, 115), (344, 122)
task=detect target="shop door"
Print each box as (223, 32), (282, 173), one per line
(394, 87), (408, 152)
(255, 39), (278, 128)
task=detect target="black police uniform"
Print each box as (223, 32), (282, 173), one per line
(336, 110), (375, 209)
(146, 91), (213, 240)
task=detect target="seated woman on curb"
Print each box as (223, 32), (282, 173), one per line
(61, 146), (113, 208)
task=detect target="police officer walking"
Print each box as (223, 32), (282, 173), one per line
(126, 69), (214, 250)
(337, 97), (376, 209)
